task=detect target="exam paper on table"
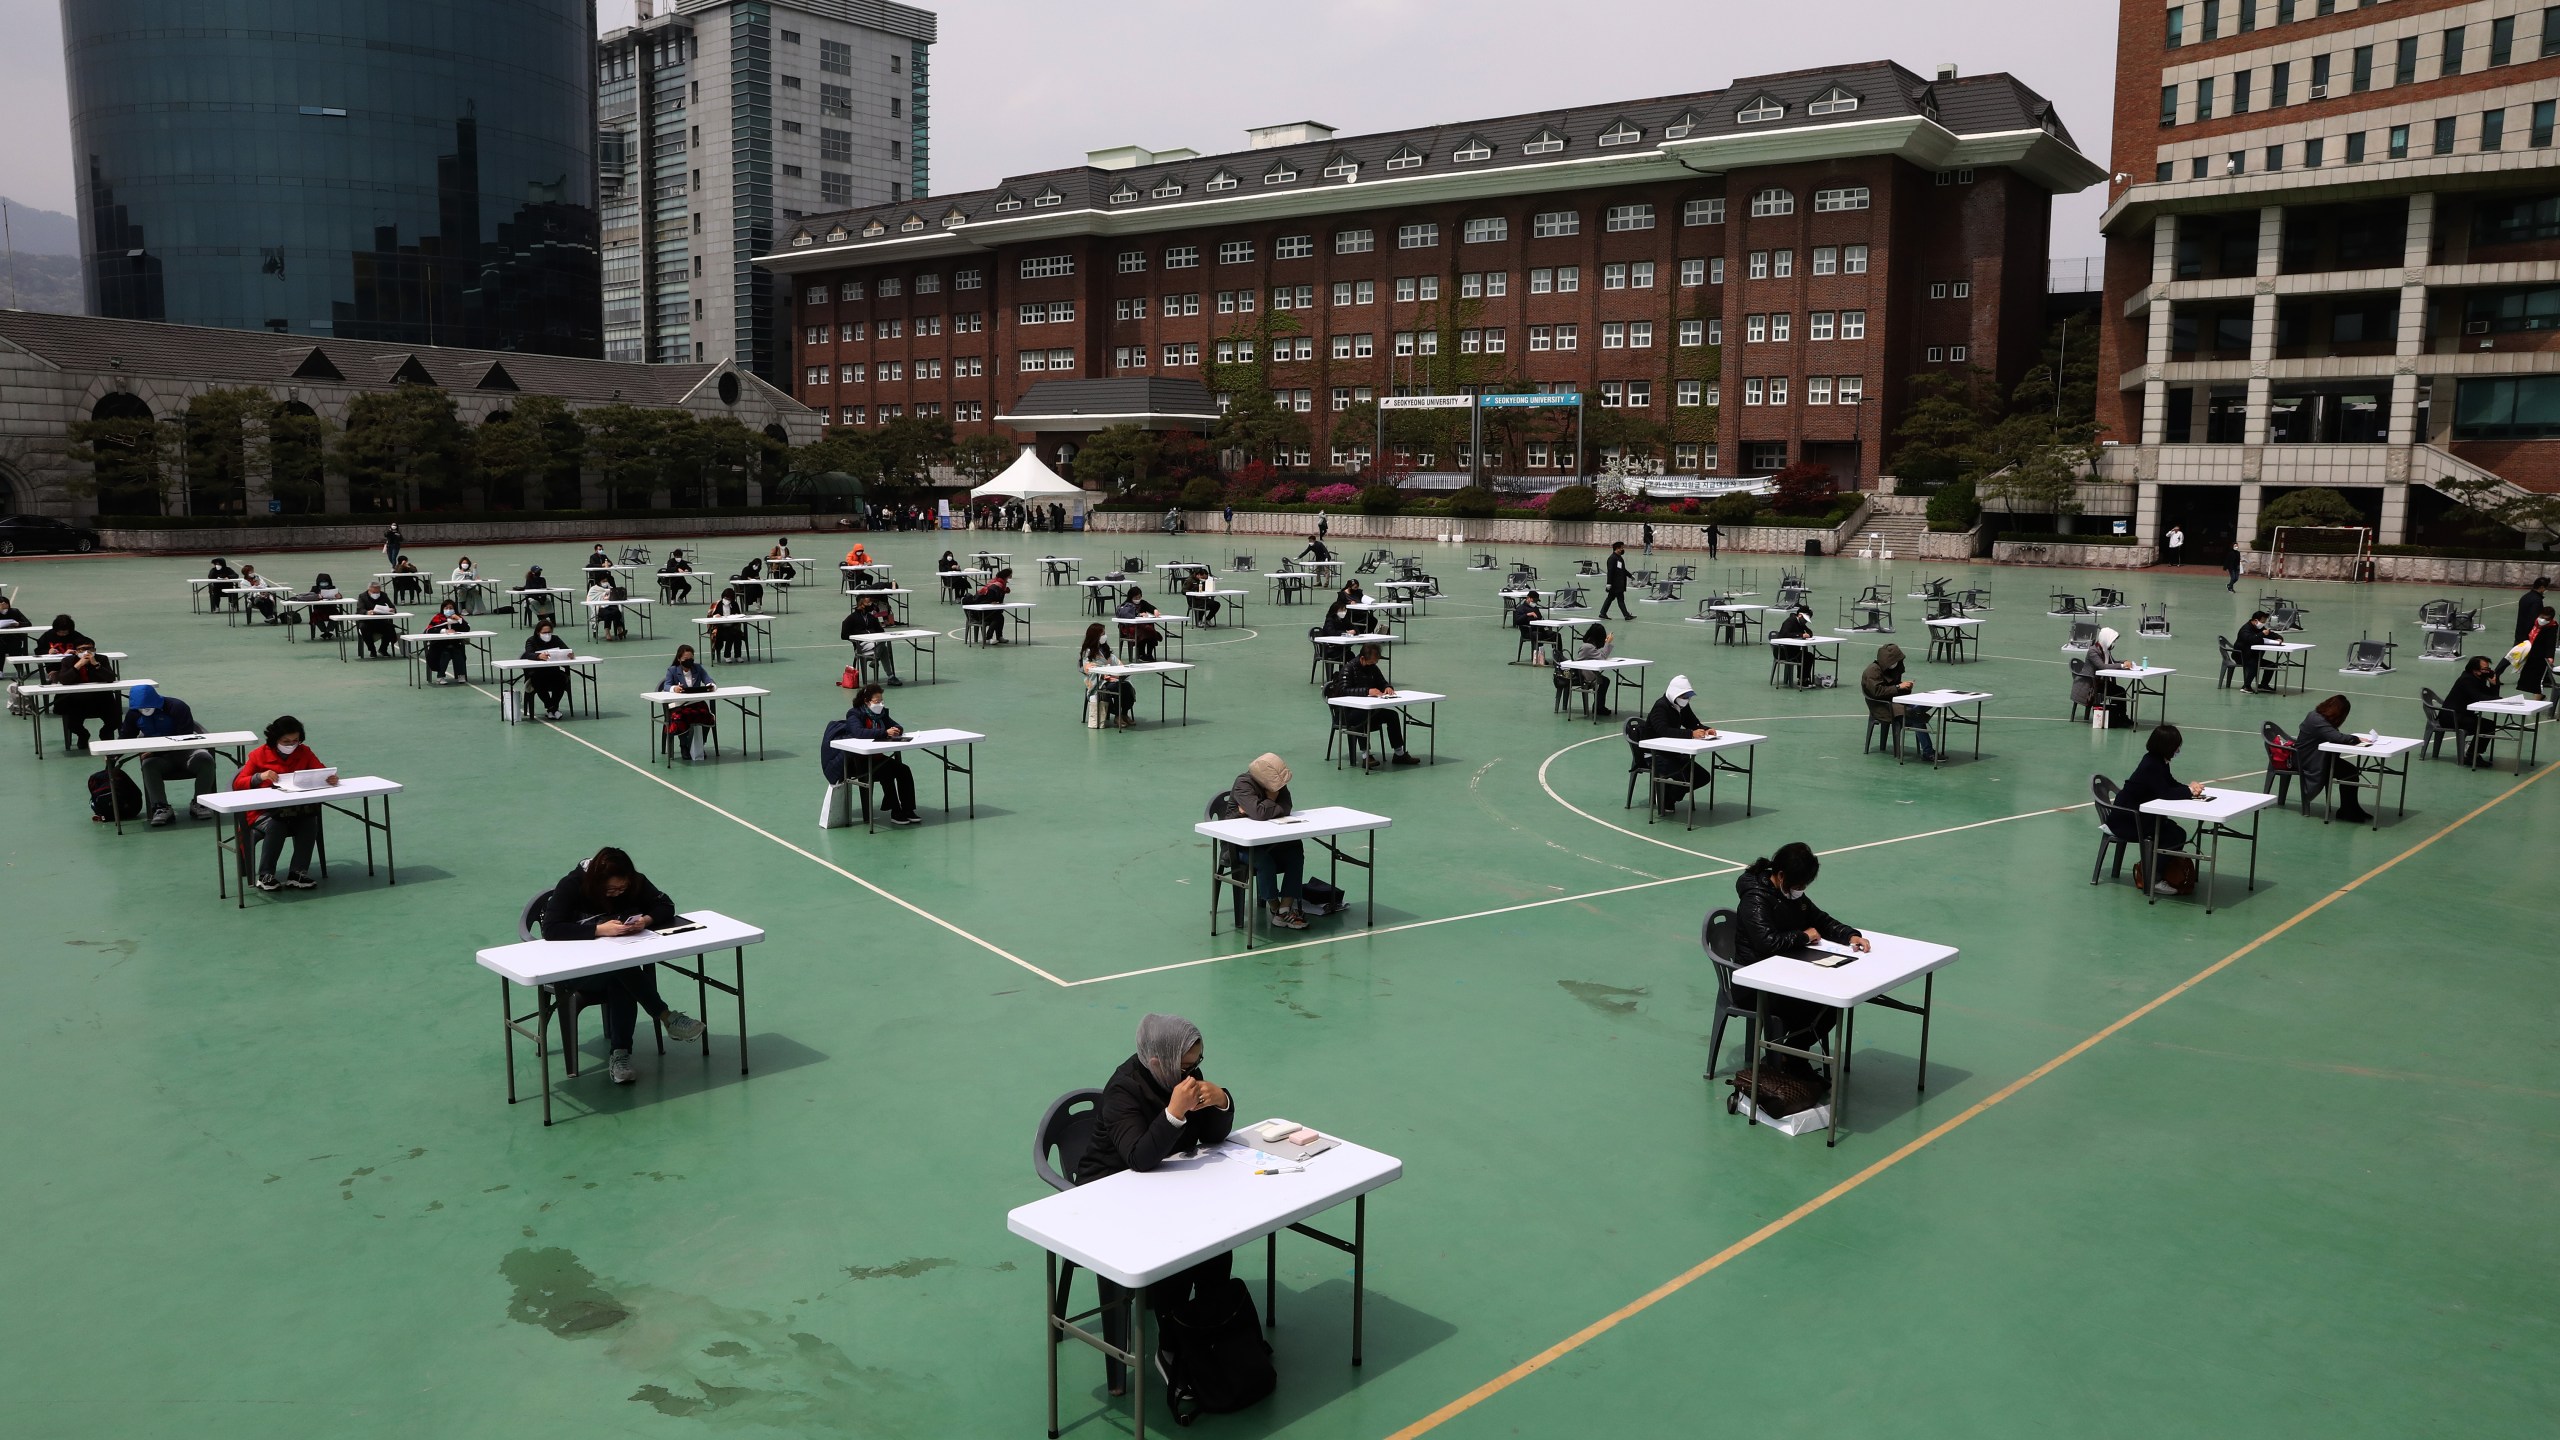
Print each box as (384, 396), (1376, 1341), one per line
(1805, 938), (1862, 958)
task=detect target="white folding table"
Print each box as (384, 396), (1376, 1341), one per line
(475, 909), (761, 1126)
(964, 601), (1036, 646)
(1086, 661), (1194, 727)
(1194, 805), (1390, 950)
(576, 595), (656, 641)
(827, 726), (984, 831)
(1693, 602), (1780, 645)
(492, 655), (603, 723)
(2137, 786), (2279, 913)
(1263, 571), (1317, 606)
(1328, 689), (1444, 767)
(693, 612), (776, 664)
(1923, 615), (1983, 664)
(1344, 600), (1412, 637)
(1894, 689), (1993, 766)
(16, 674), (149, 758)
(642, 685), (768, 765)
(396, 628), (496, 687)
(1767, 635), (1847, 688)
(1008, 1127), (1403, 1439)
(1639, 730), (1763, 825)
(1555, 656), (1653, 721)
(1731, 929), (1959, 1147)
(1036, 556), (1081, 585)
(2467, 695), (2549, 773)
(2251, 641), (2315, 696)
(843, 585), (914, 624)
(86, 730), (258, 833)
(196, 775), (401, 907)
(851, 626), (940, 685)
(1309, 631), (1402, 686)
(506, 587), (576, 629)
(1114, 612), (1192, 662)
(2316, 734), (2419, 827)
(2096, 664), (2175, 727)
(276, 595), (356, 643)
(336, 608), (415, 662)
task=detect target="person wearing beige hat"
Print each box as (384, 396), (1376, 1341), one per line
(1230, 753), (1309, 929)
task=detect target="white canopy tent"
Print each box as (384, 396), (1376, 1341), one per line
(969, 450), (1099, 513)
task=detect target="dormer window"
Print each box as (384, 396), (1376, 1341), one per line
(1032, 187), (1063, 208)
(1207, 169), (1239, 191)
(993, 193), (1024, 213)
(1523, 130), (1564, 155)
(1385, 146), (1422, 171)
(1807, 87), (1860, 116)
(1453, 137), (1492, 163)
(1150, 179), (1184, 199)
(825, 225), (850, 242)
(861, 218), (886, 236)
(1109, 182), (1139, 204)
(790, 230), (815, 247)
(1597, 121), (1642, 147)
(1737, 97), (1785, 124)
(1664, 111), (1700, 139)
(1322, 154), (1359, 180)
(942, 209), (967, 228)
(899, 214), (925, 231)
(1262, 162), (1296, 184)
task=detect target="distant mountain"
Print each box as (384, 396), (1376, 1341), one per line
(0, 254), (85, 316)
(0, 199), (79, 256)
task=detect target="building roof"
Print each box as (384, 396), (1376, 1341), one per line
(0, 310), (810, 412)
(674, 0), (936, 44)
(762, 60), (2100, 270)
(995, 379), (1222, 432)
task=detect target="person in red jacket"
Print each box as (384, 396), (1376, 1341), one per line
(232, 714), (337, 891)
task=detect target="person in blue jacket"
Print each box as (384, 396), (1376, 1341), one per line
(841, 683), (921, 825)
(116, 683), (218, 826)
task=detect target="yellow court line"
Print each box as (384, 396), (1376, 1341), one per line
(1381, 759), (2556, 1440)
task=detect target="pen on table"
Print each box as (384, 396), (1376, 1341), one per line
(1254, 1166), (1304, 1175)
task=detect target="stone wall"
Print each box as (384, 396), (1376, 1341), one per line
(1991, 538), (2160, 569)
(1082, 501), (1876, 556)
(2278, 552), (2556, 586)
(99, 512), (810, 555)
(1916, 525), (1985, 561)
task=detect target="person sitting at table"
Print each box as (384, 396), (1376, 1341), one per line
(582, 574), (627, 642)
(47, 637), (120, 753)
(233, 563), (280, 622)
(205, 556), (239, 610)
(297, 572), (345, 639)
(391, 556), (426, 605)
(967, 569), (1014, 644)
(2294, 694), (2374, 823)
(1771, 604), (1817, 688)
(0, 594), (34, 657)
(658, 551), (695, 604)
(1296, 534), (1332, 565)
(659, 644), (717, 761)
(37, 612), (89, 657)
(732, 557), (765, 610)
(116, 683), (218, 826)
(1115, 587), (1162, 662)
(1512, 588), (1546, 661)
(1316, 598), (1359, 639)
(1642, 675), (1718, 815)
(1336, 578), (1365, 608)
(537, 846), (709, 1084)
(1074, 1012), (1239, 1397)
(2235, 612), (2276, 694)
(842, 594), (902, 687)
(1859, 642), (1933, 761)
(705, 587), (749, 663)
(843, 541), (873, 571)
(937, 549), (967, 602)
(1730, 841), (1870, 1098)
(1229, 752), (1309, 930)
(517, 559), (548, 596)
(582, 545), (613, 588)
(519, 620), (576, 722)
(1336, 642), (1419, 767)
(421, 600), (473, 685)
(1570, 622), (1616, 717)
(2111, 723), (2205, 896)
(350, 582), (400, 658)
(2074, 626), (2126, 718)
(766, 538), (796, 581)
(231, 714), (337, 892)
(1080, 624), (1137, 729)
(450, 555), (481, 592)
(2442, 655), (2502, 768)
(1186, 570), (1223, 625)
(840, 683), (922, 826)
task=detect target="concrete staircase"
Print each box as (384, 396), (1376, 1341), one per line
(1843, 495), (1929, 557)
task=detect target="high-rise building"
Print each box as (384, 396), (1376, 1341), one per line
(599, 0), (935, 379)
(757, 63), (2099, 485)
(2097, 0), (2560, 553)
(59, 0), (601, 356)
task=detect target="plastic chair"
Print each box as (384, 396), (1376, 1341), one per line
(516, 890), (661, 1078)
(2138, 603), (2172, 637)
(1203, 790), (1252, 927)
(2065, 620), (2099, 652)
(2260, 721), (2296, 805)
(1701, 909), (1752, 1079)
(1032, 1088), (1107, 1361)
(2090, 775), (2137, 884)
(1622, 717), (1675, 814)
(2067, 656), (2094, 723)
(1328, 704), (1376, 771)
(2215, 636), (2237, 689)
(1863, 712), (1904, 756)
(2419, 687), (2453, 759)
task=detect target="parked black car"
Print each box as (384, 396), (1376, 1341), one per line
(0, 515), (102, 555)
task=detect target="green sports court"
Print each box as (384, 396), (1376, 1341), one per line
(3, 535), (2554, 1439)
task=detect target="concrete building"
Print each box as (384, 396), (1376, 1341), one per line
(2098, 0), (2560, 555)
(755, 61), (2102, 485)
(599, 0), (936, 381)
(0, 311), (817, 518)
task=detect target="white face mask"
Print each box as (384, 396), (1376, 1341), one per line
(867, 703), (886, 715)
(1779, 883), (1805, 901)
(275, 741), (300, 756)
(137, 707), (158, 717)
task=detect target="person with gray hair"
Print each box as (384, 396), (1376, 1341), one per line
(1075, 1013), (1239, 1394)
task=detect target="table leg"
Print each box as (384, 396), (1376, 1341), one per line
(537, 986), (556, 1127)
(1918, 972), (1933, 1091)
(1366, 830), (1378, 929)
(735, 947), (749, 1074)
(1045, 1251), (1061, 1439)
(501, 976), (519, 1104)
(1265, 1233), (1277, 1329)
(1352, 1193), (1367, 1366)
(1131, 1295), (1148, 1439)
(1745, 991), (1767, 1128)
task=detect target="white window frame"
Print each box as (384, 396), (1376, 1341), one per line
(1118, 250), (1146, 274)
(1768, 377), (1788, 405)
(1604, 203), (1656, 232)
(1629, 321), (1654, 348)
(1809, 312), (1835, 341)
(1335, 228), (1375, 254)
(1165, 245), (1199, 269)
(1812, 186), (1871, 212)
(1683, 197), (1726, 226)
(1397, 222), (1440, 249)
(1841, 310), (1866, 340)
(1218, 240), (1256, 264)
(1275, 234), (1314, 260)
(1677, 319), (1704, 346)
(1743, 378), (1764, 405)
(1844, 245), (1869, 274)
(1532, 210), (1580, 238)
(1679, 258), (1705, 286)
(1806, 376), (1833, 405)
(1750, 187), (1795, 217)
(1603, 263), (1628, 291)
(1812, 246), (1837, 276)
(1601, 322), (1627, 349)
(1770, 313), (1791, 342)
(1677, 379), (1703, 407)
(1463, 216), (1508, 243)
(1737, 98), (1784, 124)
(1837, 375), (1864, 405)
(1773, 250), (1794, 279)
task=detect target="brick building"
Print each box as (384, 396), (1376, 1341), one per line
(2098, 0), (2560, 553)
(756, 61), (2100, 486)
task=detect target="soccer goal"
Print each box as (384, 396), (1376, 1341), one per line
(2268, 525), (2375, 581)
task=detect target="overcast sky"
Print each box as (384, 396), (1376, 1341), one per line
(6, 0), (2116, 256)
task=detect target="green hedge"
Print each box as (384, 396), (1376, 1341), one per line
(1998, 530), (2137, 546)
(96, 505), (810, 529)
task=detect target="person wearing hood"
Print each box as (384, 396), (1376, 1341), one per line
(1772, 604), (1817, 688)
(538, 847), (708, 1085)
(116, 683), (217, 825)
(204, 557), (240, 612)
(1731, 842), (1869, 1093)
(1075, 1012), (1238, 1395)
(1571, 622), (1617, 716)
(2442, 655), (2502, 767)
(1231, 753), (1308, 929)
(1643, 675), (1719, 814)
(391, 555), (425, 605)
(2074, 626), (2126, 715)
(1860, 642), (1933, 760)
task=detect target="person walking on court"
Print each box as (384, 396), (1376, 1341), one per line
(2517, 577), (2551, 646)
(2223, 544), (2243, 592)
(1703, 522), (1721, 561)
(1602, 541), (1634, 620)
(2507, 605), (2556, 698)
(1642, 522), (1655, 560)
(1222, 502), (1234, 534)
(382, 522), (403, 571)
(1316, 510), (1330, 542)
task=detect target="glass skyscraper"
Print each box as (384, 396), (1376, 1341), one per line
(61, 0), (602, 356)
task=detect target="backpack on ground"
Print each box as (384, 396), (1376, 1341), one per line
(88, 767), (143, 823)
(1299, 878), (1347, 916)
(1156, 1275), (1276, 1424)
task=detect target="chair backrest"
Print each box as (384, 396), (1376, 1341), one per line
(2262, 720), (2296, 771)
(2420, 687), (2445, 723)
(2090, 772), (2132, 832)
(2419, 599), (2453, 625)
(2216, 635), (2233, 661)
(518, 889), (551, 942)
(2349, 638), (2388, 666)
(2069, 655), (2091, 680)
(1701, 908), (1740, 1004)
(1621, 715), (1648, 765)
(1033, 1087), (1106, 1192)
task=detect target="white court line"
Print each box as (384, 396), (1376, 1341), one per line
(469, 683), (1071, 988)
(1534, 733), (1751, 865)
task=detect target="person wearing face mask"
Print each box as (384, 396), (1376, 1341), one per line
(391, 556), (426, 605)
(235, 563), (279, 622)
(1641, 675), (1720, 814)
(232, 715), (336, 891)
(2234, 612), (2276, 694)
(658, 550), (696, 604)
(706, 587), (749, 663)
(447, 556), (486, 613)
(1570, 622), (1617, 717)
(204, 556), (240, 612)
(1859, 642), (1932, 761)
(117, 683), (218, 826)
(538, 846), (708, 1085)
(2442, 655), (2502, 768)
(1075, 1012), (1238, 1397)
(421, 601), (472, 685)
(1730, 841), (1869, 1097)
(1115, 586), (1162, 662)
(2294, 694), (2374, 823)
(520, 620), (576, 722)
(660, 645), (717, 762)
(841, 594), (903, 686)
(582, 545), (614, 590)
(840, 683), (920, 825)
(2110, 724), (2206, 895)
(352, 581), (400, 658)
(2075, 625), (2126, 718)
(1080, 623), (1137, 728)
(46, 633), (119, 752)
(586, 572), (627, 641)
